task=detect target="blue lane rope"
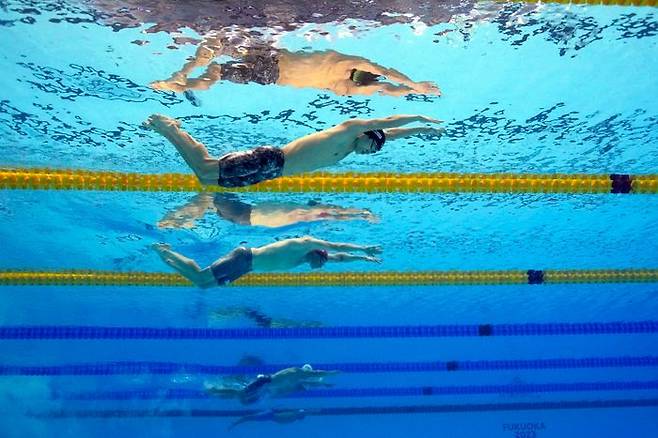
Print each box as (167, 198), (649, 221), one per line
(3, 356), (658, 376)
(1, 321), (657, 339)
(29, 399), (658, 418)
(56, 381), (658, 401)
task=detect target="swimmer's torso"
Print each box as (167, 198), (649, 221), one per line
(250, 206), (340, 227)
(250, 238), (316, 271)
(281, 127), (356, 174)
(277, 50), (364, 94)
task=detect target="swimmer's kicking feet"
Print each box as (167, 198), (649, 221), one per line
(152, 236), (381, 288)
(143, 113), (444, 188)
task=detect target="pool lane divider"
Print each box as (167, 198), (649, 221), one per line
(4, 356), (656, 376)
(54, 380), (658, 401)
(2, 268), (658, 287)
(29, 398), (658, 419)
(492, 0), (658, 7)
(2, 168), (657, 194)
(1, 321), (656, 339)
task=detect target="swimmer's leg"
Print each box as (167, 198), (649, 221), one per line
(143, 114), (219, 185)
(152, 243), (215, 288)
(158, 193), (214, 229)
(150, 39), (222, 92)
(182, 63), (223, 91)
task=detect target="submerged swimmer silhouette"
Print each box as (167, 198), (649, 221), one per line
(229, 408), (310, 430)
(158, 193), (378, 229)
(206, 364), (338, 405)
(143, 113), (444, 188)
(210, 306), (323, 329)
(152, 236), (381, 288)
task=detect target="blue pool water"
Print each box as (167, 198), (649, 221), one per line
(1, 1), (658, 437)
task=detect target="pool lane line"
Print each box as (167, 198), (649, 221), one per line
(1, 321), (656, 340)
(3, 356), (657, 376)
(2, 168), (657, 194)
(490, 0), (658, 7)
(53, 380), (658, 401)
(2, 268), (658, 287)
(28, 398), (658, 419)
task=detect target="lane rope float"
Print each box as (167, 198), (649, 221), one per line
(0, 321), (656, 339)
(28, 398), (658, 419)
(3, 356), (655, 376)
(1, 268), (657, 287)
(1, 168), (657, 194)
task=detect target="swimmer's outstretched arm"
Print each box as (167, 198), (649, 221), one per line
(328, 252), (382, 264)
(342, 115), (442, 134)
(299, 237), (382, 255)
(384, 126), (445, 140)
(350, 59), (440, 95)
(345, 82), (416, 97)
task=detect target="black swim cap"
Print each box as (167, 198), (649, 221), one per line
(364, 129), (386, 152)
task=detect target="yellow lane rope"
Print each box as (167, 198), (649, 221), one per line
(1, 269), (657, 287)
(490, 0), (658, 6)
(1, 168), (656, 194)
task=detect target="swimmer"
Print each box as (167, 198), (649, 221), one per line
(152, 236), (382, 288)
(151, 41), (440, 97)
(210, 306), (323, 328)
(143, 113), (444, 188)
(158, 193), (378, 229)
(206, 364), (338, 405)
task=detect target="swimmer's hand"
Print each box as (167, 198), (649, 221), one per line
(413, 81), (441, 96)
(365, 256), (382, 264)
(142, 114), (181, 132)
(415, 115), (443, 124)
(363, 245), (383, 256)
(418, 126), (446, 136)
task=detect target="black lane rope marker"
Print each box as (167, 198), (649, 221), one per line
(610, 174), (633, 194)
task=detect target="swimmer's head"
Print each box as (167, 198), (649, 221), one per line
(302, 364), (313, 371)
(354, 129), (386, 155)
(305, 250), (328, 269)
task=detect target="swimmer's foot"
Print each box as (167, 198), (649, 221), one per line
(150, 73), (188, 93)
(143, 114), (181, 134)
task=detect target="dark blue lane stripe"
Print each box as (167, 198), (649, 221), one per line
(29, 399), (658, 418)
(1, 321), (657, 339)
(3, 356), (657, 376)
(56, 381), (658, 401)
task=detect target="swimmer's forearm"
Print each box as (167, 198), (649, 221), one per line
(384, 126), (445, 141)
(328, 252), (370, 262)
(323, 242), (368, 252)
(347, 115), (442, 132)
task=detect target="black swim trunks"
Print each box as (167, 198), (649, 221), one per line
(213, 194), (252, 225)
(220, 47), (280, 85)
(217, 146), (285, 188)
(210, 247), (253, 285)
(241, 374), (273, 404)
